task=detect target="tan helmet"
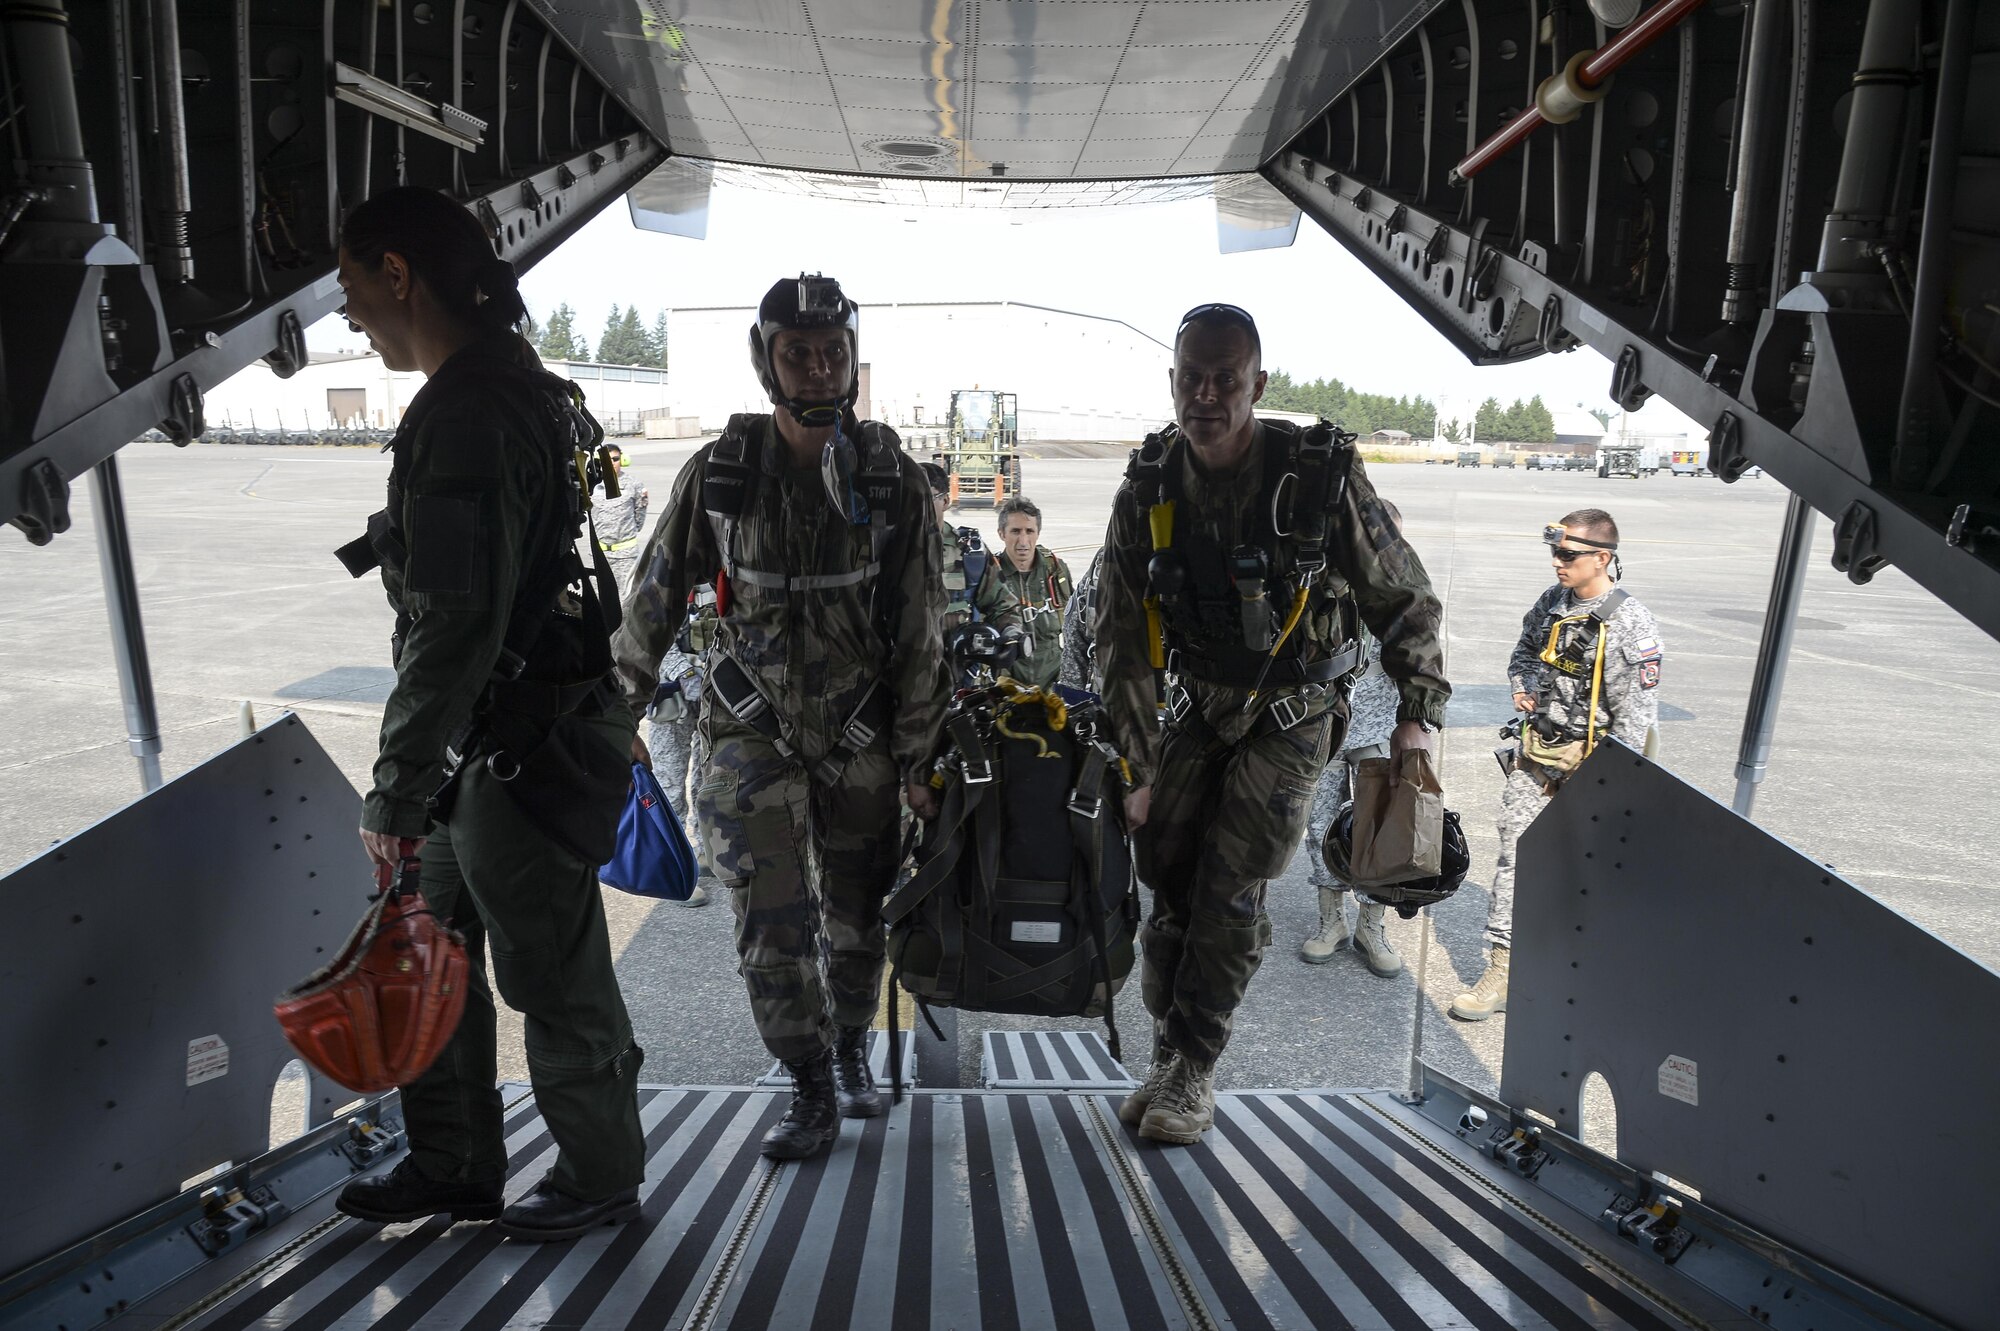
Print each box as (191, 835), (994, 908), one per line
(273, 859), (469, 1093)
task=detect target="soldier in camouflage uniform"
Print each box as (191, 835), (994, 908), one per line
(1097, 304), (1450, 1145)
(1060, 547), (1104, 691)
(614, 275), (946, 1161)
(1451, 508), (1661, 1020)
(332, 187), (644, 1241)
(644, 585), (718, 906)
(973, 496), (1073, 689)
(594, 445), (649, 592)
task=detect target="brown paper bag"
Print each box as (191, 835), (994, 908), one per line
(1348, 749), (1445, 886)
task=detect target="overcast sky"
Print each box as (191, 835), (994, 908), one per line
(313, 177), (1703, 434)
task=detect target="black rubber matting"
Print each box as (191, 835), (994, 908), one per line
(121, 1086), (1713, 1330)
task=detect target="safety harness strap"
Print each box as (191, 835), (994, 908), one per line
(729, 562), (882, 591)
(1168, 641), (1362, 689)
(708, 652), (891, 785)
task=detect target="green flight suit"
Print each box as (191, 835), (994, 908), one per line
(974, 546), (1073, 689)
(612, 416), (947, 1063)
(359, 332), (644, 1201)
(1096, 422), (1450, 1065)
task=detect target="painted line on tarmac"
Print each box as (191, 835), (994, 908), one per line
(240, 463), (277, 498)
(1651, 608), (2000, 700)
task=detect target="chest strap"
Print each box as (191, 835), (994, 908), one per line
(729, 561), (882, 591)
(1168, 640), (1361, 689)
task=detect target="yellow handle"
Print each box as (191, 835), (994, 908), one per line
(1144, 500), (1175, 670)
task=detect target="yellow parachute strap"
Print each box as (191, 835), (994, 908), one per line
(1585, 620), (1607, 756)
(1143, 500), (1175, 669)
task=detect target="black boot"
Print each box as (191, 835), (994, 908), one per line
(761, 1050), (841, 1160)
(336, 1157), (503, 1224)
(496, 1173), (641, 1241)
(832, 1025), (884, 1119)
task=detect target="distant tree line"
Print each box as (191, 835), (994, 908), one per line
(1471, 395), (1557, 444)
(1260, 370), (1561, 443)
(521, 302), (669, 368)
(1260, 370), (1438, 437)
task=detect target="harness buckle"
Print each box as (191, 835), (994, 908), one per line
(1164, 682), (1194, 729)
(1067, 789), (1103, 819)
(961, 753), (995, 785)
(1266, 692), (1310, 731)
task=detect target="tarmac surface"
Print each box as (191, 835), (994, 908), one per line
(5, 438), (1998, 1113)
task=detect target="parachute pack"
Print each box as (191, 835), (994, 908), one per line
(883, 680), (1137, 1084)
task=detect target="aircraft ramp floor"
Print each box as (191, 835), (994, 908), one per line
(105, 1082), (1733, 1331)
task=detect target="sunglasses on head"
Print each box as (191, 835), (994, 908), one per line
(1177, 302), (1258, 337)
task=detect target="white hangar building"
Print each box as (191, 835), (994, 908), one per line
(201, 350), (673, 435)
(666, 301), (1175, 443)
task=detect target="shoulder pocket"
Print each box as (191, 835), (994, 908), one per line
(407, 494), (480, 596)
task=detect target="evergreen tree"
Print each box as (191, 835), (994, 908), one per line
(596, 305), (623, 363)
(650, 309), (670, 369)
(1586, 405), (1615, 430)
(1443, 419), (1465, 444)
(1523, 394), (1557, 443)
(1473, 396), (1505, 440)
(615, 306), (646, 364)
(538, 302), (581, 363)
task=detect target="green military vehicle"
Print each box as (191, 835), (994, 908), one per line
(1456, 448), (1481, 467)
(935, 389), (1021, 508)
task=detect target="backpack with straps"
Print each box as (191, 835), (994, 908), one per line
(883, 683), (1138, 1067)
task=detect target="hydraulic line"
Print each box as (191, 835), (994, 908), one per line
(1450, 0), (1709, 184)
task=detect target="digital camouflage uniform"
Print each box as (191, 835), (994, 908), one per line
(1060, 547), (1104, 691)
(1098, 423), (1450, 1066)
(613, 416), (946, 1063)
(646, 596), (716, 858)
(975, 545), (1073, 689)
(1304, 635), (1400, 889)
(359, 332), (644, 1202)
(596, 474), (650, 594)
(1486, 584), (1662, 948)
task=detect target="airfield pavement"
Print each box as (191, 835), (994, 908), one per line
(5, 437), (1998, 1116)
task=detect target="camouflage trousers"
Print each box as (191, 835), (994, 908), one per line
(606, 552), (641, 600)
(695, 710), (902, 1062)
(1303, 740), (1390, 891)
(646, 711), (707, 867)
(1486, 767), (1551, 949)
(1136, 702), (1339, 1065)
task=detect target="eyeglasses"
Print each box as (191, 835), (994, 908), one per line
(1177, 302), (1259, 336)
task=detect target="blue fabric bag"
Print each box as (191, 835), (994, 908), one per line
(598, 762), (697, 901)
